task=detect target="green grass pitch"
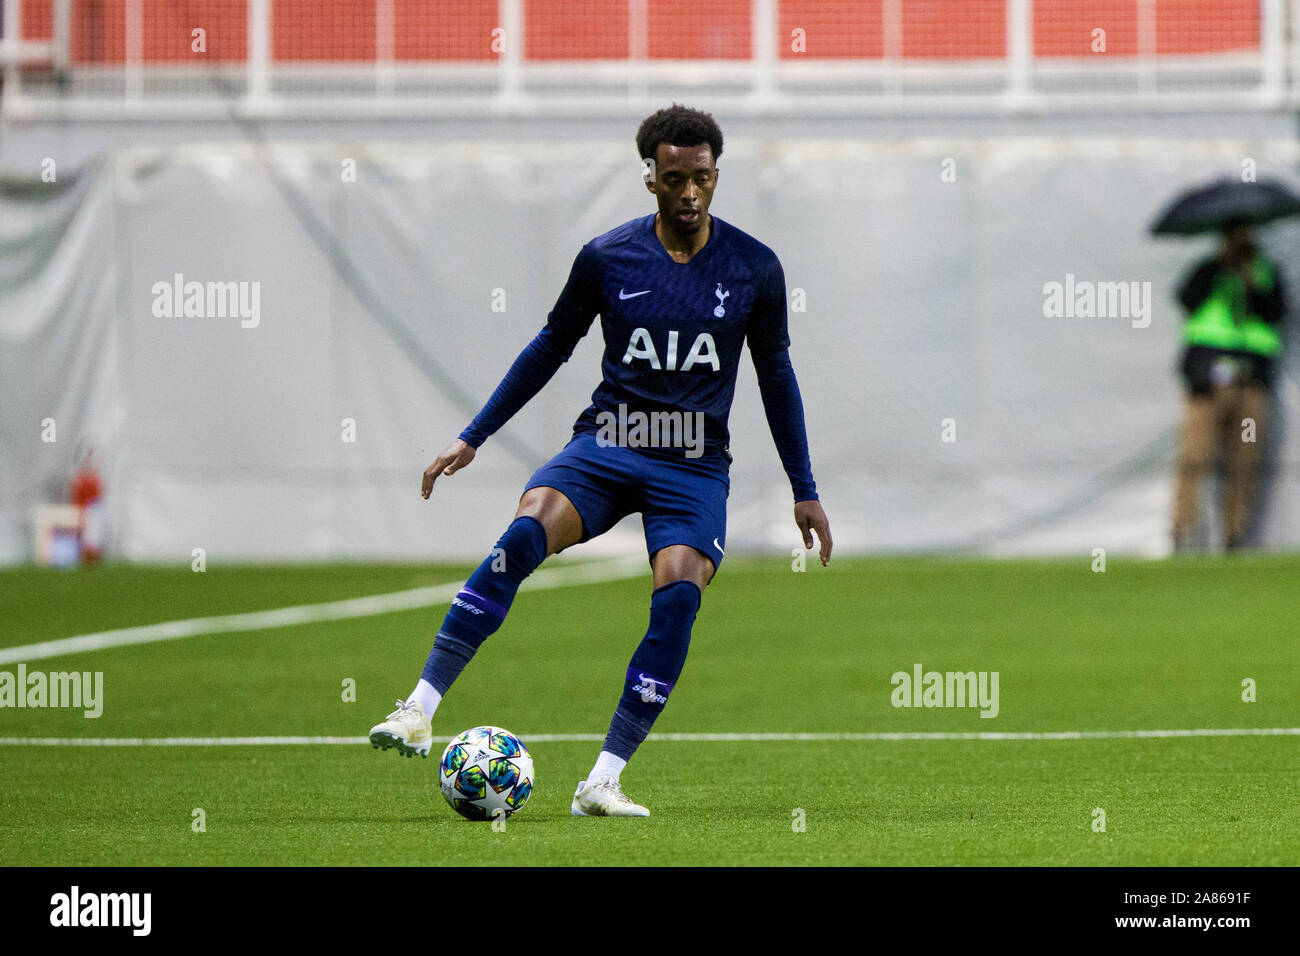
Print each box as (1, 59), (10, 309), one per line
(1, 555), (1297, 866)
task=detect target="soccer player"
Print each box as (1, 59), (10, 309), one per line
(369, 105), (832, 816)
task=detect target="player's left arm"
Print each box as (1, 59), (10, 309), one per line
(748, 257), (832, 566)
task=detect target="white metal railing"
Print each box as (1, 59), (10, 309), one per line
(1006, 0), (1031, 104)
(247, 0), (270, 104)
(4, 0), (1300, 119)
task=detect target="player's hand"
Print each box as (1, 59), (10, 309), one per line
(794, 499), (832, 566)
(421, 439), (476, 499)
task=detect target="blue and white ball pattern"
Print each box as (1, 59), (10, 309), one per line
(438, 726), (535, 821)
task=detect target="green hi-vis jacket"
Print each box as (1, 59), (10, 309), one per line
(1178, 255), (1284, 358)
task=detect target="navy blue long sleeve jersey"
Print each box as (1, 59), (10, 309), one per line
(459, 213), (818, 502)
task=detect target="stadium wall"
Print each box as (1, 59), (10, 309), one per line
(3, 134), (1299, 563)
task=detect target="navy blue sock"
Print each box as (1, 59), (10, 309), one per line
(602, 580), (702, 761)
(420, 515), (548, 695)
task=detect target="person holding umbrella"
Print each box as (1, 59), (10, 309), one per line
(1152, 179), (1296, 551)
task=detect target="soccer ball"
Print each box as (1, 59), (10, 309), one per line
(438, 726), (535, 821)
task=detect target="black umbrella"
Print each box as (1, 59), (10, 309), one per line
(1150, 177), (1300, 235)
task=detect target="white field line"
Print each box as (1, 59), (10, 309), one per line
(0, 728), (1297, 746)
(0, 555), (648, 666)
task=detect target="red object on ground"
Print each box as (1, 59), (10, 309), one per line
(70, 462), (104, 564)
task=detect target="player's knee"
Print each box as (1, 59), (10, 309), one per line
(651, 578), (703, 619)
(515, 487), (582, 555)
(493, 515), (548, 575)
(514, 488), (551, 527)
(653, 545), (714, 591)
(688, 562), (715, 592)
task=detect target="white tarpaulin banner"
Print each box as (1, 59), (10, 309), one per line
(3, 138), (1298, 563)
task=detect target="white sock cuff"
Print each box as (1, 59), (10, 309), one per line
(589, 750), (628, 782)
(407, 679), (442, 717)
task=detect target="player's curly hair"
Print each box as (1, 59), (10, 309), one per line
(636, 104), (724, 163)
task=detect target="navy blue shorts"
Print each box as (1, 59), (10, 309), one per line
(524, 431), (730, 572)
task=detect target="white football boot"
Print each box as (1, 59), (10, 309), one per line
(571, 775), (651, 817)
(368, 699), (432, 758)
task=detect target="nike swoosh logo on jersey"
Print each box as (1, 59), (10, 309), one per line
(619, 289), (652, 299)
(713, 538), (725, 556)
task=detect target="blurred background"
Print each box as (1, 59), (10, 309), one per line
(4, 0), (1300, 566)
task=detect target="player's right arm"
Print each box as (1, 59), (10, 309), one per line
(421, 438), (476, 498)
(421, 244), (602, 498)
